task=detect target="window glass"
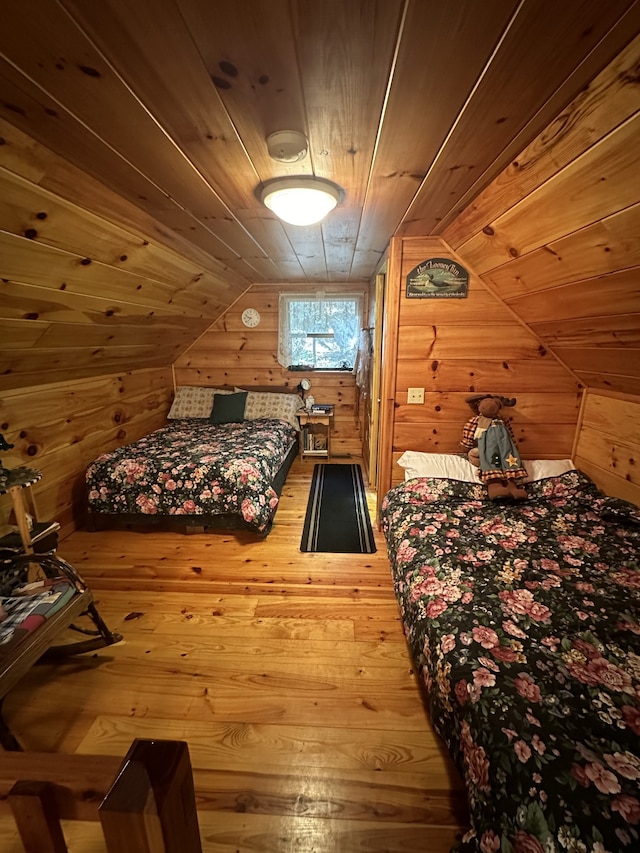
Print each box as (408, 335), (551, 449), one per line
(278, 293), (362, 370)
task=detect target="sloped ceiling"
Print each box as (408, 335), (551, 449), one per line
(0, 0), (639, 388)
(442, 31), (640, 397)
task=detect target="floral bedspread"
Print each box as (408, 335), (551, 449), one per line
(86, 418), (296, 533)
(381, 471), (640, 853)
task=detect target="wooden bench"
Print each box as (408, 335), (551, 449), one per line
(0, 551), (122, 751)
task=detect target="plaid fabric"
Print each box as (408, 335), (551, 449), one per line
(460, 417), (479, 450)
(0, 558), (26, 597)
(0, 581), (77, 645)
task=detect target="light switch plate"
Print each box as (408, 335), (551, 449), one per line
(407, 387), (424, 404)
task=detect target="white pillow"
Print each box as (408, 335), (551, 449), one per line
(523, 459), (575, 480)
(397, 452), (481, 483)
(167, 386), (232, 419)
(397, 452), (576, 483)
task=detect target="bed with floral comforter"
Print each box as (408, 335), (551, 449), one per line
(86, 417), (297, 534)
(381, 470), (640, 853)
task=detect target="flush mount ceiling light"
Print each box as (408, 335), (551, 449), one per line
(260, 176), (342, 227)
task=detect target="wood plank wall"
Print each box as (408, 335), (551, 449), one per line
(0, 368), (172, 540)
(377, 237), (581, 499)
(440, 33), (640, 507)
(0, 117), (249, 391)
(574, 391), (640, 505)
(173, 285), (366, 459)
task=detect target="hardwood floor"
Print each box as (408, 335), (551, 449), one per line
(0, 458), (469, 852)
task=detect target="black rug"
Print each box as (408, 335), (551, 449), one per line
(300, 463), (377, 553)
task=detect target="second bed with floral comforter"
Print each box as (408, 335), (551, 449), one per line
(381, 470), (640, 853)
(86, 417), (297, 534)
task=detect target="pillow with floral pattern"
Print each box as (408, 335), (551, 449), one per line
(167, 386), (233, 419)
(240, 391), (302, 431)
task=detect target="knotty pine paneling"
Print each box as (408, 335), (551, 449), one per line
(353, 0), (519, 260)
(173, 284), (367, 459)
(0, 3), (274, 278)
(482, 203), (640, 300)
(569, 373), (640, 399)
(0, 368), (172, 539)
(502, 269), (640, 327)
(529, 313), (640, 349)
(378, 237), (581, 496)
(401, 1), (640, 237)
(393, 392), (579, 427)
(0, 118), (245, 281)
(454, 111), (639, 273)
(2, 2), (635, 289)
(574, 391), (640, 506)
(0, 164), (238, 298)
(442, 34), (640, 400)
(0, 119), (250, 391)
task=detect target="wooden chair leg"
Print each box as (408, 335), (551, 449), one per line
(99, 739), (202, 853)
(9, 780), (68, 852)
(42, 600), (123, 660)
(0, 697), (22, 751)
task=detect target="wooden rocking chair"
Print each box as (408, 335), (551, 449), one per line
(0, 550), (123, 751)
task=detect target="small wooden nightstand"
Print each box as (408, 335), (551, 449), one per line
(298, 407), (334, 459)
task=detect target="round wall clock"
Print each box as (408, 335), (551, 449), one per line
(241, 308), (261, 328)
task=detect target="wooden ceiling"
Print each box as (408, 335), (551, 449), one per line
(1, 0), (639, 287)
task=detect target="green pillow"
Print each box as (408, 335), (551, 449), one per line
(209, 391), (247, 424)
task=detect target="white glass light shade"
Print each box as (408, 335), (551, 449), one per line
(261, 177), (341, 226)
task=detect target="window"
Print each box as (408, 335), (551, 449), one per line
(278, 293), (363, 370)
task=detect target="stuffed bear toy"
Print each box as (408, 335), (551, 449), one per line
(460, 394), (528, 500)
